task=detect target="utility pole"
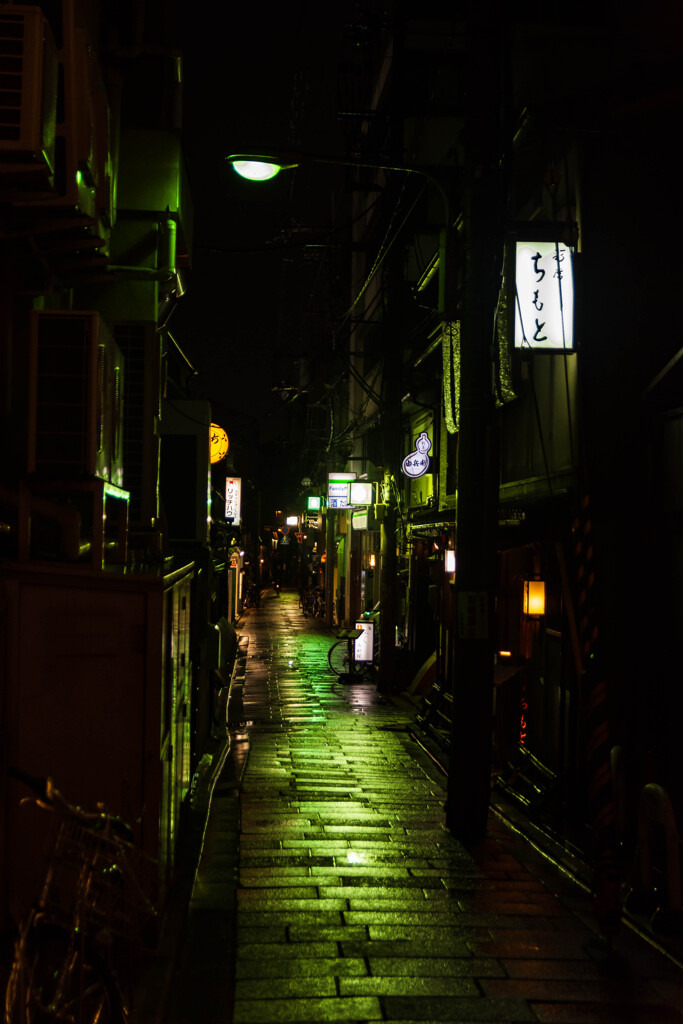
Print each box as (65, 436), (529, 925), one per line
(377, 236), (404, 693)
(446, 5), (502, 842)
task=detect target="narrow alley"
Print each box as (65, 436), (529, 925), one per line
(161, 590), (683, 1024)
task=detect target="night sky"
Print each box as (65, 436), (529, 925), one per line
(169, 4), (350, 425)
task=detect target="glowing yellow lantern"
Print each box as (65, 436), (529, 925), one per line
(523, 579), (546, 616)
(209, 424), (229, 464)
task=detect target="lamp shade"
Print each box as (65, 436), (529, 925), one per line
(523, 579), (545, 616)
(231, 159), (281, 181)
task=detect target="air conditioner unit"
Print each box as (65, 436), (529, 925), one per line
(28, 310), (124, 486)
(6, 2), (112, 235)
(0, 5), (58, 187)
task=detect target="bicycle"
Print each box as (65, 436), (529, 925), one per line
(311, 587), (326, 620)
(243, 581), (261, 608)
(327, 628), (372, 682)
(4, 768), (157, 1024)
(299, 588), (315, 617)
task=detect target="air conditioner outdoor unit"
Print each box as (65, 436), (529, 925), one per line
(28, 310), (124, 486)
(0, 5), (58, 188)
(5, 0), (112, 241)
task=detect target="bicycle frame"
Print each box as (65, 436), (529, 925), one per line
(4, 771), (155, 1024)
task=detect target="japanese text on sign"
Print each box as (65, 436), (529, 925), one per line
(514, 241), (574, 351)
(328, 481), (350, 509)
(401, 431), (432, 479)
(225, 477), (242, 524)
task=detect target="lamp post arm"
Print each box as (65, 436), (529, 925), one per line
(227, 151), (452, 230)
(312, 156), (451, 226)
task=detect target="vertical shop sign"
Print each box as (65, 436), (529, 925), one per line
(225, 477), (242, 524)
(514, 241), (574, 351)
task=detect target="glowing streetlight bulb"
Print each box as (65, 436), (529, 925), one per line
(231, 159), (281, 181)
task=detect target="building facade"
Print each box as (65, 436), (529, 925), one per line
(310, 0), (683, 905)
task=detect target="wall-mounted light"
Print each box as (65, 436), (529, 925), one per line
(369, 553), (376, 569)
(445, 550), (456, 573)
(523, 579), (546, 616)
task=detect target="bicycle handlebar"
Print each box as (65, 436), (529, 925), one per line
(10, 766), (134, 841)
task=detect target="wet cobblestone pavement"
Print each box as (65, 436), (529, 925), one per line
(163, 590), (683, 1023)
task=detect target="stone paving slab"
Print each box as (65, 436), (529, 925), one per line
(163, 592), (683, 1024)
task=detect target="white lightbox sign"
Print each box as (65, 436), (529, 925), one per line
(225, 477), (242, 524)
(350, 481), (373, 505)
(514, 241), (574, 351)
(354, 620), (375, 663)
(352, 509), (368, 531)
(402, 431), (432, 479)
(328, 481), (350, 509)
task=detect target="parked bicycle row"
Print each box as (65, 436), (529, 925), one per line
(298, 585), (325, 619)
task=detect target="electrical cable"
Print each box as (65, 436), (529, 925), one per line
(195, 193), (383, 257)
(335, 173), (429, 336)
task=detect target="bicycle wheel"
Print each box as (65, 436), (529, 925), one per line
(5, 920), (127, 1024)
(327, 640), (351, 677)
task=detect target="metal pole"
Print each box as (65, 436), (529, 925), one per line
(446, 6), (502, 842)
(378, 483), (397, 691)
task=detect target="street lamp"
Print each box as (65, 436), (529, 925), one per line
(230, 155), (299, 181)
(227, 146), (498, 842)
(227, 152), (453, 315)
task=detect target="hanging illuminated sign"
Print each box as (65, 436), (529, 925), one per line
(354, 620), (375, 663)
(225, 477), (241, 524)
(350, 481), (373, 505)
(328, 472), (355, 509)
(401, 431), (432, 479)
(328, 482), (349, 508)
(209, 424), (229, 464)
(352, 509), (368, 531)
(514, 241), (574, 351)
